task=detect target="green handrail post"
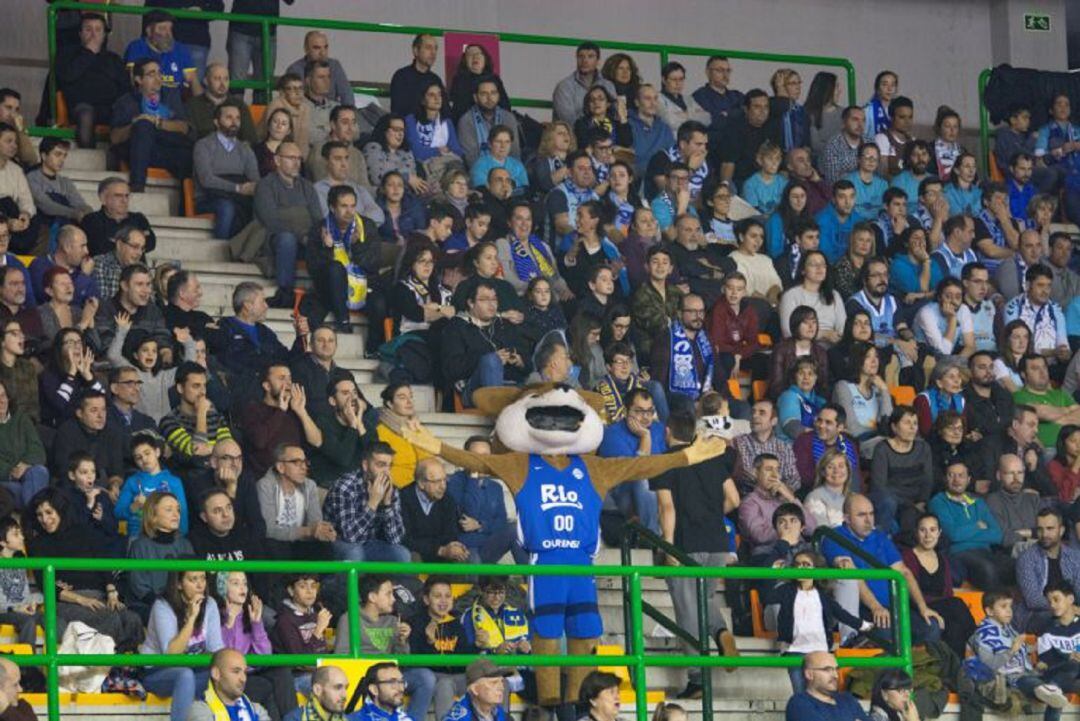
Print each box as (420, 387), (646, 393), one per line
(261, 19), (274, 100)
(695, 571), (713, 721)
(894, 578), (915, 676)
(620, 528), (634, 663)
(629, 573), (647, 721)
(42, 564), (58, 721)
(978, 67), (993, 175)
(347, 567), (361, 656)
(46, 5), (58, 126)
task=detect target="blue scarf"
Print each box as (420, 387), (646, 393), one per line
(560, 179), (598, 219)
(509, 233), (556, 282)
(792, 387), (824, 427)
(782, 103), (807, 151)
(471, 106), (504, 154)
(812, 434), (857, 472)
(608, 193), (635, 232)
(1045, 121), (1080, 173)
(867, 96), (890, 137)
(922, 387), (963, 422)
(592, 157), (610, 185)
(667, 320), (713, 399)
(415, 116), (437, 148)
(666, 144), (708, 198)
(933, 243), (977, 279)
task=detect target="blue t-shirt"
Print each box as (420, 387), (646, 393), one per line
(515, 454), (602, 564)
(123, 37), (195, 90)
(820, 524), (901, 606)
(814, 204), (856, 263)
(785, 692), (871, 721)
(889, 253), (943, 299)
(597, 419), (667, 459)
(890, 171), (926, 206)
(741, 172), (788, 215)
(845, 171), (889, 221)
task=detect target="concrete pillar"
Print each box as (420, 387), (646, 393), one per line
(990, 0), (1067, 70)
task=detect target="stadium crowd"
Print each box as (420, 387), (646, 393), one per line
(0, 4), (1080, 721)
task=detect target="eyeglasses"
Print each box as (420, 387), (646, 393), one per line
(120, 238), (146, 251)
(630, 407), (656, 416)
(483, 588), (506, 595)
(115, 379), (143, 386)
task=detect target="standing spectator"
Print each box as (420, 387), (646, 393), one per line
(323, 441), (410, 562)
(552, 43), (615, 125)
(819, 106), (865, 188)
(25, 138), (92, 226)
(193, 103), (259, 240)
(239, 363), (322, 479)
(56, 13), (129, 148)
(186, 62), (257, 143)
(0, 124), (37, 254)
(256, 444), (335, 560)
(657, 63), (711, 136)
(651, 293), (716, 404)
(80, 177), (157, 257)
(390, 34), (443, 117)
(227, 0), (295, 105)
(109, 59), (192, 193)
(653, 411), (740, 697)
(717, 90), (780, 188)
(285, 31), (354, 107)
(928, 460), (1010, 589)
(253, 142), (322, 308)
(1015, 508), (1080, 633)
(691, 56), (744, 130)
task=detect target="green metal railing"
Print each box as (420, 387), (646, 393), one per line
(978, 67), (994, 174)
(4, 556), (913, 721)
(40, 1), (857, 138)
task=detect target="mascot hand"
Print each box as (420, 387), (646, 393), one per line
(685, 434), (726, 465)
(402, 419), (442, 455)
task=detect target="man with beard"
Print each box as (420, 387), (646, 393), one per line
(94, 263), (171, 354)
(310, 374), (371, 489)
(650, 293), (717, 404)
(1008, 151), (1038, 221)
(890, 139), (934, 208)
(974, 404), (1054, 496)
(286, 665), (354, 721)
(1015, 508), (1080, 632)
(964, 351), (1015, 441)
(322, 441), (409, 562)
(785, 651), (871, 720)
(186, 62), (257, 142)
(846, 256), (920, 374)
(239, 363), (322, 479)
(352, 663), (416, 721)
(122, 11), (201, 94)
(192, 102), (259, 239)
(986, 454), (1040, 554)
(478, 167), (514, 240)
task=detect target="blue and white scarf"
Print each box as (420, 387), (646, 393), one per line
(559, 179), (599, 228)
(666, 144), (708, 199)
(591, 156), (610, 185)
(668, 320), (713, 400)
(812, 434), (858, 473)
(792, 387), (823, 427)
(471, 106), (505, 154)
(608, 193), (635, 232)
(866, 96), (891, 138)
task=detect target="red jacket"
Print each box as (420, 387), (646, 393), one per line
(706, 299), (761, 358)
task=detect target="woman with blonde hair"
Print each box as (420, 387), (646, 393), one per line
(804, 448), (853, 528)
(529, 120), (577, 193)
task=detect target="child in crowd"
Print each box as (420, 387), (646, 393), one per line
(1035, 581), (1080, 720)
(463, 576), (532, 699)
(106, 322), (197, 423)
(60, 452), (119, 544)
(968, 590), (1069, 715)
(409, 576), (475, 721)
(115, 432), (189, 536)
(652, 702), (688, 721)
(272, 573), (332, 695)
(741, 141), (788, 216)
(0, 517), (41, 644)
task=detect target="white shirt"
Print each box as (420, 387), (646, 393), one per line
(276, 486), (305, 529)
(786, 588), (829, 654)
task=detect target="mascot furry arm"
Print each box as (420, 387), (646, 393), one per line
(402, 384), (727, 494)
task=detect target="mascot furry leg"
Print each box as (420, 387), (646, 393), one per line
(533, 637), (598, 707)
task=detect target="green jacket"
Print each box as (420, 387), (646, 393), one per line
(630, 282), (682, 357)
(0, 411), (45, 479)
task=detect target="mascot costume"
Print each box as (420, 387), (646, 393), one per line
(404, 384), (726, 711)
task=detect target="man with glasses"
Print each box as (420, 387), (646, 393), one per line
(596, 387), (665, 535)
(691, 56), (744, 131)
(107, 365), (156, 474)
(652, 164), (697, 239)
(353, 662), (415, 721)
(90, 226), (147, 299)
(81, 177), (157, 258)
(253, 141), (323, 308)
(785, 651), (871, 720)
(651, 292), (717, 406)
(0, 222), (33, 316)
(666, 215), (731, 305)
(182, 438), (266, 541)
(258, 442), (336, 560)
(323, 441), (408, 562)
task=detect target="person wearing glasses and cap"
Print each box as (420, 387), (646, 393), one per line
(440, 659), (514, 721)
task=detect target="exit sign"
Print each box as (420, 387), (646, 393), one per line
(1024, 12), (1052, 31)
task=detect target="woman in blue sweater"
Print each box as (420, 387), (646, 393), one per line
(777, 356), (827, 440)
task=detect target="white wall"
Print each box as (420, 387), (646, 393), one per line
(1, 0), (1069, 128)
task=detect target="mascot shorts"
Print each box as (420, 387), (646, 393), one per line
(528, 574), (603, 639)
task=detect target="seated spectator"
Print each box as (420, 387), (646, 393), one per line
(628, 84), (675, 180)
(451, 241), (524, 316)
(1047, 231), (1080, 308)
(594, 341), (656, 423)
(0, 379), (46, 508)
(987, 453), (1042, 552)
(461, 576), (531, 659)
(732, 399), (800, 496)
(122, 10), (199, 93)
(793, 404), (859, 489)
(106, 365), (155, 471)
(544, 151), (599, 245)
(804, 448), (852, 529)
(192, 103), (259, 240)
(930, 414), (976, 494)
(707, 272), (764, 383)
(80, 177), (157, 257)
(780, 251), (847, 346)
(307, 104), (370, 184)
(942, 152), (981, 216)
(0, 239), (33, 324)
(443, 200), (489, 253)
(718, 90), (781, 189)
(741, 141), (788, 216)
(405, 79), (465, 182)
(1014, 354), (1080, 449)
(819, 106), (865, 187)
(109, 59), (192, 193)
(728, 221), (782, 305)
(269, 572), (332, 698)
(833, 342), (893, 454)
(1047, 426), (1080, 506)
(774, 218), (820, 290)
(843, 143), (888, 221)
(812, 180), (857, 264)
(568, 312), (605, 389)
(256, 444), (335, 561)
(30, 224), (97, 308)
(699, 177), (737, 247)
(552, 42), (616, 125)
(24, 489), (143, 649)
(820, 493), (942, 645)
(651, 163), (698, 240)
(375, 170), (427, 243)
(448, 44), (511, 122)
(364, 114), (425, 195)
(185, 62), (257, 143)
(777, 357), (827, 440)
(0, 124), (36, 254)
(573, 85), (631, 152)
(965, 350), (1015, 440)
(993, 319), (1032, 393)
(401, 458), (471, 564)
(559, 212), (627, 303)
(900, 512), (977, 661)
(91, 225), (148, 300)
(1004, 265), (1071, 367)
(182, 438), (266, 542)
(1015, 508), (1080, 633)
(655, 62), (711, 136)
(31, 268), (100, 356)
(407, 576), (477, 721)
(55, 13), (128, 148)
(97, 263), (171, 362)
(930, 215), (977, 281)
(496, 201), (573, 300)
(39, 327), (103, 430)
(300, 61), (334, 149)
(258, 75), (311, 157)
(313, 142), (383, 221)
(768, 305), (830, 400)
(446, 437), (519, 564)
(471, 125), (529, 193)
(915, 360), (967, 436)
(665, 214), (731, 306)
(289, 325), (342, 420)
(188, 648), (279, 721)
(528, 121), (575, 196)
(253, 141), (323, 308)
(873, 187), (917, 251)
(578, 673), (625, 721)
(630, 245), (681, 359)
(373, 383), (431, 488)
(524, 330), (578, 388)
(958, 262), (997, 355)
(994, 104), (1037, 185)
(126, 492), (195, 616)
(116, 431), (188, 536)
(913, 277), (967, 358)
(0, 516), (42, 646)
(189, 490), (261, 566)
(870, 406), (933, 535)
(51, 377), (124, 489)
(240, 363), (322, 479)
(929, 459), (1011, 589)
(0, 320), (38, 425)
(739, 452), (816, 552)
(285, 31), (354, 107)
(874, 94), (914, 177)
(443, 280), (529, 407)
(159, 362), (234, 476)
(831, 223), (876, 300)
(651, 293), (716, 405)
(972, 182), (1021, 275)
(975, 403), (1054, 496)
(26, 138), (92, 227)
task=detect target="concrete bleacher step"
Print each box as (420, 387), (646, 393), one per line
(66, 170), (177, 216)
(152, 235), (231, 262)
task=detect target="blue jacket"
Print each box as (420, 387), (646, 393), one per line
(215, 316), (301, 403)
(404, 114), (465, 162)
(597, 419), (667, 459)
(813, 204), (856, 263)
(628, 112), (674, 177)
(442, 694), (509, 721)
(446, 471), (509, 551)
(351, 701), (414, 721)
(115, 469), (189, 535)
(928, 491), (1002, 553)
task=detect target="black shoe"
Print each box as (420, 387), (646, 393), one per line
(335, 320), (353, 335)
(267, 288), (293, 308)
(675, 681), (703, 699)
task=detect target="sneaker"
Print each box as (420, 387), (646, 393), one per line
(267, 288), (294, 309)
(1035, 684), (1069, 708)
(715, 629), (739, 673)
(675, 681), (703, 699)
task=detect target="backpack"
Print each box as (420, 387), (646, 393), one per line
(58, 621), (114, 693)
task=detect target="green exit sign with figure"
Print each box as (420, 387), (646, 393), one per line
(1024, 12), (1052, 32)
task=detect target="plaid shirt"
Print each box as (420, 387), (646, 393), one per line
(323, 471), (406, 544)
(91, 251), (123, 299)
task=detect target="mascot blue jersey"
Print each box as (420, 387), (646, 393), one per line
(516, 454), (602, 565)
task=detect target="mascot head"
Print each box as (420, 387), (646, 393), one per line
(473, 384), (606, 456)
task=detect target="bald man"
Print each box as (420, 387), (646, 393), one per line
(987, 453), (1041, 553)
(0, 658), (17, 716)
(784, 651), (870, 720)
(28, 225), (100, 306)
(285, 32), (354, 107)
(820, 493), (943, 645)
(285, 665), (350, 721)
(186, 62), (258, 143)
(188, 649), (271, 721)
